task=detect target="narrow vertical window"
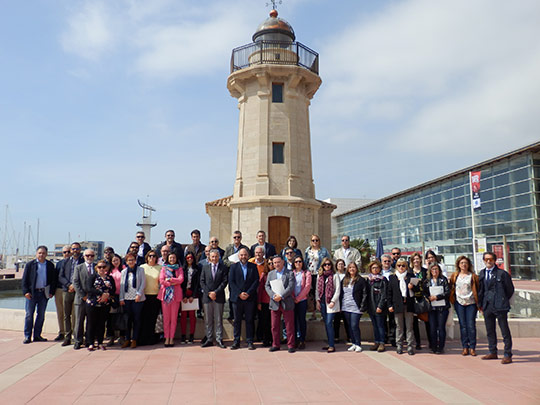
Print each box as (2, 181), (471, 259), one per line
(272, 83), (283, 103)
(273, 142), (284, 164)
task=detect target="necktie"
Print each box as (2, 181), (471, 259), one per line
(485, 269), (491, 287)
(88, 264), (93, 275)
(212, 265), (217, 280)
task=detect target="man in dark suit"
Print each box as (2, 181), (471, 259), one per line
(250, 230), (276, 259)
(22, 245), (57, 344)
(72, 248), (96, 349)
(478, 251), (515, 364)
(53, 245), (71, 342)
(58, 242), (84, 346)
(229, 248), (259, 350)
(223, 230), (250, 322)
(134, 231), (151, 262)
(200, 249), (228, 348)
(156, 229), (185, 265)
(265, 255), (296, 353)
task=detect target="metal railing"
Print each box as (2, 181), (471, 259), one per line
(230, 40), (319, 74)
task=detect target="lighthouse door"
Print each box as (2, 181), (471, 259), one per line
(268, 216), (290, 253)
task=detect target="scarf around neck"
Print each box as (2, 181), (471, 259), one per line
(163, 264), (179, 303)
(396, 270), (409, 298)
(318, 270), (335, 304)
(124, 266), (137, 292)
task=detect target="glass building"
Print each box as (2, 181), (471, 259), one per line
(335, 142), (540, 280)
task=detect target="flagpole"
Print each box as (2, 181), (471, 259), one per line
(469, 171), (478, 272)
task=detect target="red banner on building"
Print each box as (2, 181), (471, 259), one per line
(470, 171), (481, 209)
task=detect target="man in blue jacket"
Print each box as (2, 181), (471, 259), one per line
(22, 246), (57, 344)
(478, 251), (515, 364)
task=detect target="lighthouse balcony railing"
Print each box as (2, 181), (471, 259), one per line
(230, 40), (319, 75)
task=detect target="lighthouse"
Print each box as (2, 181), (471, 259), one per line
(206, 9), (335, 251)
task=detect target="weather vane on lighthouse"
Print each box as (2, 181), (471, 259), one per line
(266, 0), (282, 10)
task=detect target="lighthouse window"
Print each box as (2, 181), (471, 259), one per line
(272, 142), (285, 164)
(272, 83), (283, 103)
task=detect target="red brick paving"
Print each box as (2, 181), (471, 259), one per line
(0, 330), (539, 404)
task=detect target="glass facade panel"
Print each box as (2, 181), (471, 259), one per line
(335, 149), (540, 280)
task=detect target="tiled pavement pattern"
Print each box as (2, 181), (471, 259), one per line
(0, 330), (539, 404)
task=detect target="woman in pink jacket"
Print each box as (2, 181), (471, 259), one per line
(292, 255), (312, 350)
(158, 252), (184, 347)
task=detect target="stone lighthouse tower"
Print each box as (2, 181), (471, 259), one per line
(206, 9), (335, 251)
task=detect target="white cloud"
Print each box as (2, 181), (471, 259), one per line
(61, 0), (261, 79)
(61, 1), (115, 60)
(316, 0), (540, 156)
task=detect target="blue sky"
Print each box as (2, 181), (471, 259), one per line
(1, 0), (539, 254)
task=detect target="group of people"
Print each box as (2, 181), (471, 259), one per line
(21, 230), (515, 363)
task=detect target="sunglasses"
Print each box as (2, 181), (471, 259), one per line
(323, 263), (332, 267)
(148, 254), (156, 258)
(311, 239), (319, 242)
(62, 251), (70, 254)
(294, 260), (302, 264)
(397, 264), (407, 268)
(85, 254), (95, 257)
(233, 236), (241, 239)
(96, 265), (107, 269)
(136, 235), (145, 239)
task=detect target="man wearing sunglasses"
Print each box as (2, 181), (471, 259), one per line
(53, 245), (71, 342)
(58, 242), (84, 346)
(72, 249), (96, 350)
(333, 235), (361, 268)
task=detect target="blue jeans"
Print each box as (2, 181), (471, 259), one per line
(343, 312), (362, 346)
(294, 299), (308, 343)
(428, 309), (449, 352)
(454, 302), (477, 349)
(24, 290), (48, 339)
(369, 312), (386, 344)
(320, 302), (335, 347)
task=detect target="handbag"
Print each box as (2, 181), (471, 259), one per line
(414, 296), (431, 315)
(114, 307), (129, 331)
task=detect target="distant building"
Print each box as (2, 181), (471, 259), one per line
(323, 198), (374, 250)
(335, 142), (540, 280)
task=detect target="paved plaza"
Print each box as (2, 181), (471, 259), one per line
(0, 329), (538, 404)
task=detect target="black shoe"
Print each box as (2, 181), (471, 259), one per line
(54, 334), (64, 342)
(269, 346), (280, 352)
(288, 348), (296, 353)
(217, 340), (226, 349)
(201, 340), (213, 348)
(248, 342), (255, 350)
(297, 342), (306, 350)
(74, 342), (81, 350)
(61, 340), (71, 347)
(408, 347), (415, 356)
(230, 342), (240, 350)
(188, 334), (194, 344)
(180, 335), (187, 344)
(34, 336), (47, 342)
(201, 336), (208, 345)
(416, 344), (422, 350)
(23, 337), (31, 344)
(396, 347), (403, 355)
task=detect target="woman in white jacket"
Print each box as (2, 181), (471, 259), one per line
(316, 258), (341, 353)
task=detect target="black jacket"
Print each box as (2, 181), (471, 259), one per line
(250, 242), (276, 259)
(200, 262), (228, 304)
(366, 276), (388, 314)
(228, 261), (259, 303)
(22, 259), (57, 296)
(340, 277), (368, 313)
(181, 264), (202, 299)
(478, 266), (514, 313)
(156, 241), (185, 265)
(423, 276), (450, 310)
(58, 255), (84, 291)
(387, 272), (416, 313)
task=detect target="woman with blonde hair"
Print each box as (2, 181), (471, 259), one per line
(316, 258), (341, 352)
(449, 256), (479, 356)
(305, 234), (330, 321)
